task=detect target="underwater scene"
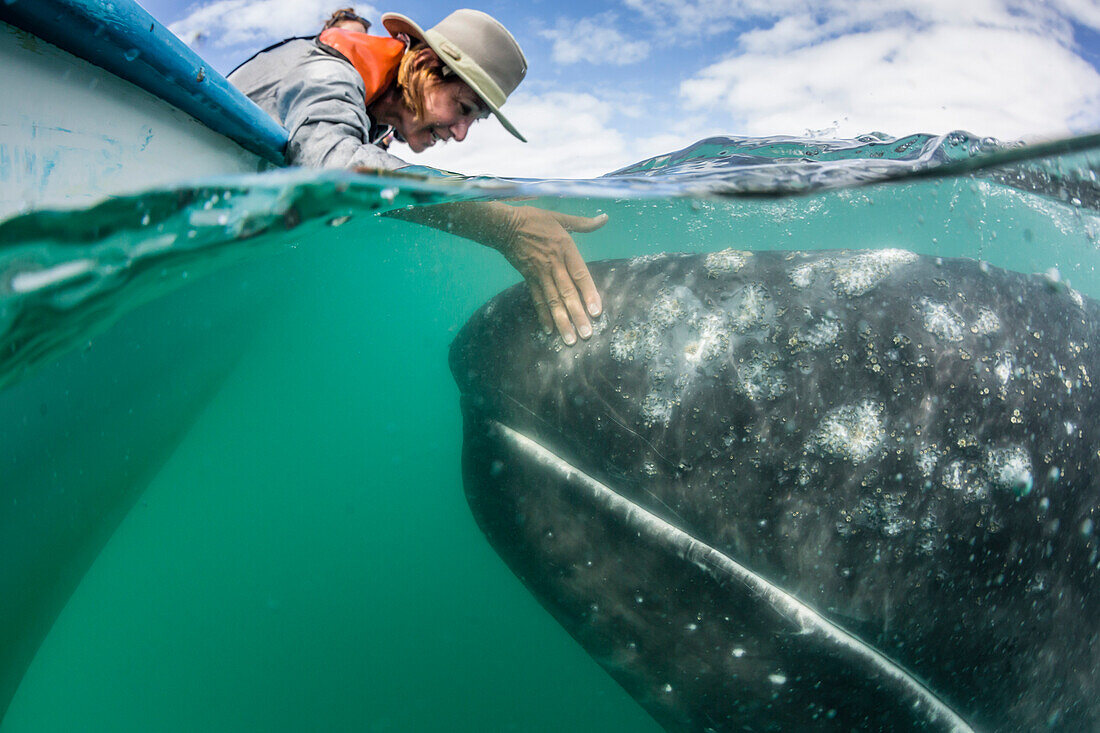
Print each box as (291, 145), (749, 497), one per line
(2, 132), (1100, 731)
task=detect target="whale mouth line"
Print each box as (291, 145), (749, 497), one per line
(490, 419), (975, 733)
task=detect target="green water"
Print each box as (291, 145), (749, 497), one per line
(2, 141), (1100, 730)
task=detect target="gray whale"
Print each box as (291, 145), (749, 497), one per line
(450, 249), (1100, 732)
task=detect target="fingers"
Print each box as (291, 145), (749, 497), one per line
(553, 211), (609, 234)
(507, 206), (607, 346)
(536, 270), (581, 345)
(526, 281), (554, 336)
(551, 261), (593, 341)
(563, 243), (602, 318)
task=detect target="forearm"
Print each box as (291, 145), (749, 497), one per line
(384, 201), (522, 252)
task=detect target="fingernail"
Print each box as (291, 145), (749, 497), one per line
(563, 332), (577, 345)
(588, 301), (602, 317)
(579, 324), (592, 339)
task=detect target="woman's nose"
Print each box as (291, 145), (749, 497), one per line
(450, 119), (471, 142)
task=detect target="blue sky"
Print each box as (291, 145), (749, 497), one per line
(141, 0), (1100, 178)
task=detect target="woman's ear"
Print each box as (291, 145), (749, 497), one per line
(408, 47), (444, 72)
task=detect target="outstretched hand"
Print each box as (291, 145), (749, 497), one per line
(492, 206), (608, 344)
(381, 197), (607, 344)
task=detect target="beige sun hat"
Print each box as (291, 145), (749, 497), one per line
(382, 9), (528, 142)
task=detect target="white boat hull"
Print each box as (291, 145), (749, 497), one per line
(0, 22), (269, 220)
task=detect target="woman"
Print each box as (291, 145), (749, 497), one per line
(229, 9), (603, 344)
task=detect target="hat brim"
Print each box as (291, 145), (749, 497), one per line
(381, 12), (526, 143)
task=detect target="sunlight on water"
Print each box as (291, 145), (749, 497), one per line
(1, 133), (1099, 731)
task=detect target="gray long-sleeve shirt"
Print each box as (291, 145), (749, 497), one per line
(228, 38), (409, 170)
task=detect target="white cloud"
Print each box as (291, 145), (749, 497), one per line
(677, 2), (1100, 140)
(393, 91), (653, 179)
(168, 0), (378, 48)
(624, 0), (1100, 40)
(1039, 0), (1100, 32)
(539, 13), (650, 65)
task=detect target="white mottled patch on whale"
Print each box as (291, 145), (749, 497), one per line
(832, 249), (918, 297)
(878, 493), (914, 537)
(611, 285), (734, 425)
(852, 493), (917, 538)
(971, 307), (1001, 335)
(790, 317), (841, 352)
(788, 257), (835, 289)
(610, 322), (660, 362)
(812, 401), (886, 463)
(651, 287), (689, 329)
(921, 299), (966, 342)
(642, 393), (675, 425)
(628, 253), (673, 266)
(993, 355), (1014, 386)
(735, 350), (788, 401)
(704, 248), (751, 278)
(684, 312), (729, 364)
(985, 445), (1034, 496)
(941, 460), (990, 502)
(915, 444), (941, 477)
(727, 283), (772, 332)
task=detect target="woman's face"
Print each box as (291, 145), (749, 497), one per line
(398, 78), (490, 153)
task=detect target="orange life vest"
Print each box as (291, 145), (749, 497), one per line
(318, 29), (405, 107)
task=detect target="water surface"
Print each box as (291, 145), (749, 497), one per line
(2, 133), (1098, 731)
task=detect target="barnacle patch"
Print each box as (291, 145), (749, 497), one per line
(642, 393), (676, 425)
(789, 257), (836, 289)
(628, 253), (672, 266)
(610, 322), (660, 362)
(683, 312), (730, 364)
(971, 307), (1001, 336)
(985, 446), (1033, 496)
(704, 248), (750, 278)
(790, 317), (840, 351)
(832, 249), (917, 297)
(727, 283), (772, 332)
(921, 300), (965, 342)
(941, 460), (990, 501)
(735, 351), (788, 401)
(812, 401), (886, 463)
(915, 445), (940, 477)
(651, 288), (688, 329)
(993, 356), (1013, 385)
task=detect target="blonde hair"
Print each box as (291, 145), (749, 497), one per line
(323, 8), (369, 31)
(396, 43), (450, 120)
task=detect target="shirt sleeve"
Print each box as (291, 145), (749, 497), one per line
(276, 52), (409, 171)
